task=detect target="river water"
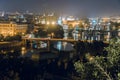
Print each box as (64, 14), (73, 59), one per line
(0, 41), (77, 80)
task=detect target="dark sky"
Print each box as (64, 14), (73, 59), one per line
(0, 0), (120, 16)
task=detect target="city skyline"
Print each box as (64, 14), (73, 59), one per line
(0, 0), (120, 16)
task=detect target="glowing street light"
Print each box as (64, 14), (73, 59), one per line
(82, 22), (85, 25)
(47, 22), (50, 25)
(108, 22), (111, 25)
(90, 22), (92, 25)
(51, 33), (54, 38)
(52, 21), (55, 25)
(22, 33), (25, 35)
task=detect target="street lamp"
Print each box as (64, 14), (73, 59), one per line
(22, 33), (25, 35)
(52, 21), (55, 25)
(51, 33), (54, 38)
(47, 22), (50, 25)
(78, 34), (81, 40)
(82, 22), (85, 25)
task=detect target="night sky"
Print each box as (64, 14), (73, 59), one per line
(0, 0), (120, 16)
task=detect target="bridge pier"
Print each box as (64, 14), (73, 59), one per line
(36, 41), (40, 49)
(22, 39), (27, 46)
(47, 40), (50, 51)
(30, 40), (33, 49)
(22, 38), (109, 52)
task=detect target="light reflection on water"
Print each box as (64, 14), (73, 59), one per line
(0, 41), (75, 60)
(0, 42), (75, 64)
(54, 41), (74, 51)
(20, 42), (75, 61)
(21, 47), (27, 56)
(31, 53), (40, 61)
(0, 43), (76, 71)
(57, 41), (62, 51)
(63, 42), (67, 50)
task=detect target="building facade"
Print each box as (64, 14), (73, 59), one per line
(0, 22), (28, 36)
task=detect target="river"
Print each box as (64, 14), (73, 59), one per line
(0, 41), (77, 80)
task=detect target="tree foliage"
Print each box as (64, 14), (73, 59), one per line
(3, 35), (22, 41)
(0, 34), (4, 41)
(74, 38), (120, 80)
(34, 28), (47, 38)
(110, 21), (120, 30)
(47, 25), (64, 38)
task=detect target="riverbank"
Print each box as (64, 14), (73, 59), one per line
(0, 42), (11, 44)
(0, 41), (23, 49)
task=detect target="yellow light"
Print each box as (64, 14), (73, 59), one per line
(11, 50), (14, 53)
(47, 22), (50, 25)
(52, 21), (55, 25)
(22, 33), (25, 35)
(76, 22), (79, 25)
(51, 33), (54, 38)
(89, 57), (94, 61)
(82, 23), (85, 25)
(31, 54), (40, 61)
(21, 47), (26, 51)
(21, 47), (26, 56)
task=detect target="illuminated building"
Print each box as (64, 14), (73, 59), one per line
(61, 16), (80, 28)
(101, 18), (110, 23)
(39, 13), (58, 25)
(65, 21), (80, 28)
(0, 21), (28, 36)
(57, 17), (63, 25)
(0, 11), (4, 17)
(89, 17), (111, 30)
(110, 16), (120, 23)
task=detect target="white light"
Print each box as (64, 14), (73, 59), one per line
(93, 20), (96, 23)
(62, 18), (66, 21)
(57, 41), (62, 51)
(82, 23), (85, 25)
(108, 23), (111, 25)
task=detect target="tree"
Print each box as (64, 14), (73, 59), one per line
(37, 29), (47, 38)
(78, 22), (84, 29)
(12, 35), (22, 41)
(75, 41), (89, 60)
(0, 34), (4, 41)
(47, 25), (64, 38)
(34, 27), (47, 38)
(4, 36), (13, 41)
(110, 21), (120, 30)
(74, 38), (120, 80)
(82, 17), (90, 26)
